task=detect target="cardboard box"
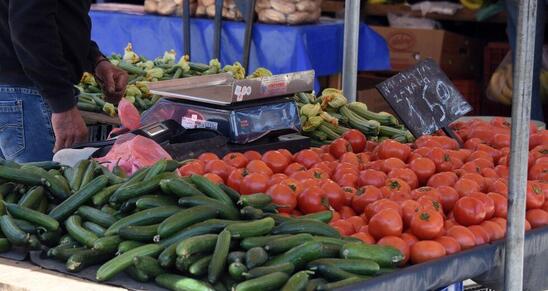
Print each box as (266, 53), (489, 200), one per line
(371, 26), (481, 79)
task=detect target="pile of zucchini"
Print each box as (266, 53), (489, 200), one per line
(295, 89), (415, 146)
(0, 159), (403, 291)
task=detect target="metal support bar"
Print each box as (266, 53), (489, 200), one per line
(183, 0), (191, 57)
(342, 0), (361, 102)
(504, 0), (538, 290)
(242, 0), (256, 73)
(213, 0), (224, 59)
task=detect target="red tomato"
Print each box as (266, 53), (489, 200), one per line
(223, 152), (248, 168)
(280, 178), (302, 196)
(351, 185), (382, 214)
(339, 152), (360, 168)
(198, 152), (220, 163)
(427, 172), (459, 188)
(358, 170), (387, 188)
(526, 209), (548, 228)
(204, 173), (224, 184)
(437, 186), (459, 213)
(178, 161), (205, 177)
(291, 170), (314, 182)
(309, 168), (330, 182)
(490, 217), (508, 235)
(339, 206), (357, 219)
(342, 187), (356, 206)
(409, 157), (437, 186)
(268, 173), (288, 187)
(262, 150), (290, 173)
(427, 148), (456, 172)
(411, 186), (441, 201)
(401, 199), (421, 228)
(351, 232), (376, 244)
(337, 173), (359, 188)
(526, 181), (546, 210)
(410, 209), (444, 240)
(330, 219), (355, 236)
(446, 225), (477, 250)
(365, 199), (402, 219)
(378, 236), (410, 265)
(300, 178), (320, 190)
(322, 180), (345, 211)
(488, 178), (508, 196)
(453, 196), (487, 226)
(382, 158), (406, 174)
(313, 161), (334, 177)
(227, 168), (247, 192)
(342, 129), (367, 153)
(388, 191), (412, 203)
(480, 221), (505, 241)
(243, 151), (262, 161)
(468, 225), (490, 245)
(401, 232), (419, 248)
(417, 196), (444, 215)
(320, 153), (337, 162)
(294, 149), (322, 169)
(388, 168), (419, 190)
(240, 172), (270, 195)
(382, 178), (412, 197)
(246, 160), (274, 176)
(346, 216), (366, 233)
(284, 162), (307, 176)
(454, 178), (481, 197)
(377, 140), (412, 162)
(356, 153), (371, 170)
(329, 138), (353, 159)
(266, 184), (297, 213)
(460, 173), (487, 192)
(468, 192), (495, 219)
(368, 208), (403, 240)
(435, 236), (461, 255)
(410, 240), (446, 264)
(278, 149), (294, 162)
(204, 159), (233, 182)
(298, 187), (328, 214)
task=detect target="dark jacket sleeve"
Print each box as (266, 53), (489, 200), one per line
(8, 0), (77, 113)
(88, 40), (105, 71)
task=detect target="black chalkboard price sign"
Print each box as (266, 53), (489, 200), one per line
(376, 59), (472, 142)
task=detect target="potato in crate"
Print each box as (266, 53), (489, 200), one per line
(256, 0), (323, 24)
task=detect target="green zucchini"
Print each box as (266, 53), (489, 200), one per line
(265, 233), (313, 254)
(226, 218), (275, 238)
(190, 175), (233, 205)
(119, 224), (159, 242)
(105, 206), (179, 236)
(340, 242), (404, 268)
(208, 229), (231, 283)
(176, 234), (218, 257)
(5, 202), (59, 231)
(77, 205), (116, 228)
(93, 235), (123, 253)
(234, 272), (289, 291)
(243, 262), (294, 279)
(272, 219), (340, 238)
(65, 215), (98, 247)
(155, 274), (215, 291)
(96, 244), (164, 281)
(49, 175), (109, 221)
(0, 215), (29, 246)
(157, 205), (219, 239)
(133, 256), (164, 278)
(178, 196), (239, 220)
(66, 249), (113, 272)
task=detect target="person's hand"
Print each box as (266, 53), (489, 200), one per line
(51, 107), (89, 153)
(95, 58), (128, 104)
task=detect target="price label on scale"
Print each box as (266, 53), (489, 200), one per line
(376, 59), (472, 140)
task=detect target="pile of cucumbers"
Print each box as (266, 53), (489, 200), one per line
(0, 158), (404, 291)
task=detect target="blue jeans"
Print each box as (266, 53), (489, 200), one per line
(0, 86), (55, 162)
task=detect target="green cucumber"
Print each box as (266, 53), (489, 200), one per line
(314, 264), (365, 281)
(133, 256), (164, 278)
(239, 206), (264, 220)
(92, 184), (122, 207)
(238, 193), (272, 208)
(105, 206), (180, 236)
(0, 215), (29, 246)
(190, 175), (232, 205)
(226, 218), (275, 238)
(36, 228), (63, 247)
(119, 224), (159, 242)
(66, 249), (113, 272)
(93, 235), (123, 253)
(159, 219), (238, 248)
(175, 252), (205, 272)
(83, 221), (106, 237)
(100, 205), (117, 216)
(36, 197), (48, 214)
(125, 265), (151, 282)
(109, 172), (176, 203)
(22, 161), (61, 171)
(263, 213), (294, 224)
(143, 160), (168, 180)
(208, 229), (231, 283)
(176, 234), (218, 257)
(243, 262), (295, 279)
(1, 238), (14, 252)
(5, 203), (59, 231)
(18, 186), (45, 209)
(264, 233), (313, 254)
(298, 211), (333, 223)
(312, 236), (354, 247)
(189, 255), (213, 276)
(219, 184), (241, 202)
(272, 219), (340, 238)
(65, 215), (98, 247)
(245, 247), (268, 269)
(49, 175), (109, 221)
(13, 218), (36, 234)
(117, 240), (144, 254)
(59, 234), (79, 245)
(135, 195), (177, 209)
(228, 251), (246, 264)
(79, 161), (97, 189)
(77, 205), (116, 228)
(234, 272), (289, 291)
(0, 166), (42, 186)
(160, 178), (205, 197)
(240, 235), (291, 250)
(20, 165), (69, 200)
(229, 262), (247, 281)
(49, 246), (87, 261)
(307, 258), (380, 276)
(316, 277), (362, 290)
(69, 160), (90, 191)
(306, 278), (328, 291)
(157, 205), (219, 239)
(158, 243), (178, 268)
(178, 196), (239, 220)
(98, 165), (125, 185)
(281, 270), (312, 291)
(266, 241), (340, 269)
(155, 274), (215, 291)
(96, 244), (164, 281)
(340, 242), (404, 268)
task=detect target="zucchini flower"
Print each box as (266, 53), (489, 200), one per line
(102, 102), (117, 117)
(124, 96), (136, 104)
(223, 62), (246, 80)
(204, 59), (221, 75)
(109, 59), (120, 66)
(125, 84), (143, 98)
(146, 67), (164, 81)
(110, 53), (122, 60)
(348, 101), (368, 112)
(123, 43), (140, 64)
(137, 60), (155, 71)
(162, 49), (177, 64)
(80, 72), (97, 87)
(177, 55), (191, 73)
(320, 111), (339, 126)
(320, 88), (347, 109)
(300, 103), (321, 118)
(248, 67), (273, 79)
(135, 82), (150, 96)
(302, 116), (323, 132)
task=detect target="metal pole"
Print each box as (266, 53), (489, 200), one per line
(242, 0), (256, 73)
(183, 0), (191, 58)
(213, 0), (224, 59)
(342, 0), (361, 102)
(504, 0), (537, 290)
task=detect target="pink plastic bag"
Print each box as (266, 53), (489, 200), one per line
(96, 135), (172, 175)
(118, 99), (141, 131)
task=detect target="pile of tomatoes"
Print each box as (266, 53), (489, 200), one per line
(178, 117), (548, 266)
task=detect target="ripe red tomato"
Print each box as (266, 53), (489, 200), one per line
(280, 178), (302, 196)
(365, 198), (402, 219)
(480, 221), (505, 241)
(339, 206), (357, 219)
(266, 184), (297, 213)
(526, 181), (546, 209)
(204, 159), (233, 182)
(337, 173), (359, 188)
(468, 225), (490, 245)
(453, 196), (487, 226)
(329, 138), (353, 159)
(526, 209), (548, 228)
(342, 129), (367, 153)
(330, 219), (355, 236)
(278, 149), (294, 162)
(401, 232), (419, 248)
(322, 180), (345, 211)
(388, 168), (419, 189)
(294, 149), (322, 169)
(411, 186), (441, 201)
(351, 232), (376, 244)
(246, 160), (274, 176)
(368, 208), (403, 240)
(342, 187), (356, 206)
(382, 178), (411, 196)
(223, 152), (248, 168)
(262, 150), (290, 174)
(351, 185), (382, 214)
(339, 152), (360, 168)
(427, 172), (459, 188)
(417, 196), (444, 215)
(243, 151), (262, 161)
(409, 157), (437, 186)
(198, 152), (220, 163)
(358, 170), (387, 188)
(437, 186), (459, 213)
(204, 173), (224, 184)
(320, 153), (337, 162)
(178, 161), (205, 177)
(460, 173), (487, 192)
(454, 178), (481, 197)
(401, 200), (421, 228)
(377, 236), (410, 265)
(490, 217), (508, 235)
(268, 173), (288, 187)
(240, 172), (270, 195)
(284, 162), (307, 176)
(410, 240), (446, 264)
(346, 216), (366, 233)
(298, 187), (328, 214)
(426, 148), (455, 172)
(488, 178), (508, 196)
(446, 225), (477, 250)
(410, 209), (444, 240)
(227, 168), (247, 192)
(468, 192), (495, 219)
(313, 161), (334, 177)
(382, 158), (406, 174)
(435, 236), (461, 255)
(388, 191), (412, 203)
(377, 140), (411, 162)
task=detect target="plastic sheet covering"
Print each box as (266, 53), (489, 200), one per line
(339, 226), (548, 291)
(89, 11), (390, 88)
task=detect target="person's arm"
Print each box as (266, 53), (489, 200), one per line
(9, 0), (88, 151)
(89, 40), (128, 104)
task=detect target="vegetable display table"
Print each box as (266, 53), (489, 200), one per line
(89, 11), (390, 88)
